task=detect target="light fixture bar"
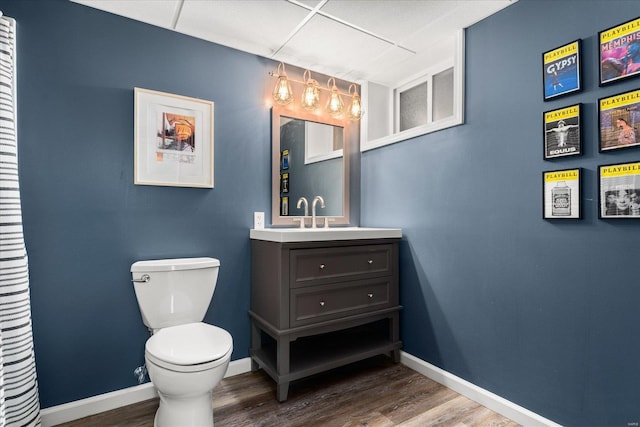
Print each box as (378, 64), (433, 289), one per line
(269, 63), (361, 120)
(269, 73), (353, 98)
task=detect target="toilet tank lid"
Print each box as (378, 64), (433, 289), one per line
(131, 257), (220, 272)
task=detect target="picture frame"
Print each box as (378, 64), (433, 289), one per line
(598, 88), (640, 152)
(543, 103), (582, 159)
(281, 149), (289, 170)
(599, 17), (640, 86)
(598, 161), (640, 218)
(542, 39), (582, 101)
(280, 172), (289, 194)
(543, 168), (582, 220)
(134, 87), (214, 188)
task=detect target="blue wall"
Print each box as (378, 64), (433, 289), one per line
(362, 1), (640, 425)
(6, 0), (640, 424)
(4, 0), (273, 408)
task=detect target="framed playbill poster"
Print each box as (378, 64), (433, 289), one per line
(543, 168), (581, 220)
(598, 162), (640, 218)
(542, 39), (582, 100)
(599, 17), (640, 86)
(598, 89), (640, 152)
(543, 103), (582, 159)
(134, 87), (214, 188)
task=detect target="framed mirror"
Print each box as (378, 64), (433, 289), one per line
(271, 105), (350, 226)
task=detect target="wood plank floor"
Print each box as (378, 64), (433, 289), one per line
(55, 357), (520, 427)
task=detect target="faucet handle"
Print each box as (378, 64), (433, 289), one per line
(323, 218), (335, 229)
(293, 217), (306, 229)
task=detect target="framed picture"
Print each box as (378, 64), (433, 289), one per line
(599, 17), (640, 86)
(542, 39), (582, 101)
(280, 196), (289, 216)
(280, 172), (289, 194)
(281, 149), (289, 170)
(134, 87), (214, 188)
(543, 168), (581, 220)
(598, 161), (640, 218)
(598, 89), (640, 152)
(543, 103), (582, 159)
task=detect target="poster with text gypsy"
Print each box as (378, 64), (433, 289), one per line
(542, 40), (581, 101)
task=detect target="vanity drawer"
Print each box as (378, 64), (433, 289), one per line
(290, 244), (392, 287)
(290, 278), (392, 327)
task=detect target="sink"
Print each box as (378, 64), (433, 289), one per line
(249, 227), (402, 243)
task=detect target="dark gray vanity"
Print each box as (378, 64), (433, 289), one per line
(249, 228), (402, 401)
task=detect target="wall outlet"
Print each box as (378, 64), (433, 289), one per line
(254, 212), (265, 229)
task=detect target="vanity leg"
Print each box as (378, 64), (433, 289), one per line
(276, 336), (291, 401)
(277, 382), (290, 402)
(389, 312), (400, 363)
(250, 320), (261, 372)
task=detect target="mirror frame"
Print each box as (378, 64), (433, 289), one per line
(271, 104), (351, 226)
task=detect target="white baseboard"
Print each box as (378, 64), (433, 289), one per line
(400, 351), (561, 427)
(41, 354), (559, 427)
(40, 357), (252, 427)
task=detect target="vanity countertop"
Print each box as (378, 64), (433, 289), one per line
(249, 227), (402, 243)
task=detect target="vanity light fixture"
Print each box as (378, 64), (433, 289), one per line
(301, 69), (320, 111)
(272, 63), (294, 105)
(326, 77), (344, 117)
(269, 62), (360, 120)
(348, 84), (362, 121)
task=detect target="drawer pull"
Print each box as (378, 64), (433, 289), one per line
(368, 259), (373, 264)
(367, 293), (374, 299)
(319, 264), (326, 270)
(319, 301), (325, 307)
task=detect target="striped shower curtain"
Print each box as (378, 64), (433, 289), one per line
(0, 12), (42, 427)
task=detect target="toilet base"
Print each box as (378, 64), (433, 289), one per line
(154, 391), (214, 427)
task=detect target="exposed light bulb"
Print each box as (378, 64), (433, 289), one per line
(326, 78), (344, 116)
(272, 63), (293, 105)
(348, 84), (362, 121)
(301, 70), (320, 110)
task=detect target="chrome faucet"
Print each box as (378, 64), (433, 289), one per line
(296, 197), (308, 228)
(311, 196), (325, 229)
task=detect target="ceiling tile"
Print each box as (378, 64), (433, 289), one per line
(368, 35), (457, 86)
(278, 14), (395, 81)
(71, 0), (517, 87)
(176, 0), (310, 57)
(318, 0), (457, 44)
(402, 1), (510, 53)
(72, 0), (180, 28)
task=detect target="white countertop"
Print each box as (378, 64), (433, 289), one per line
(249, 227), (402, 243)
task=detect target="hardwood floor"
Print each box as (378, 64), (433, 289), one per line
(55, 357), (520, 427)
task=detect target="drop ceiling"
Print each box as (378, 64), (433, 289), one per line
(71, 0), (516, 87)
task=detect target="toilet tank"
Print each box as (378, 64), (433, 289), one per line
(131, 257), (220, 330)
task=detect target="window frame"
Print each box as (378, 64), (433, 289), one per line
(361, 29), (465, 152)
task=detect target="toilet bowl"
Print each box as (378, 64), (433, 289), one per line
(131, 257), (233, 427)
(145, 322), (233, 426)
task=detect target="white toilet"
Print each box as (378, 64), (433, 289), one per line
(131, 257), (233, 427)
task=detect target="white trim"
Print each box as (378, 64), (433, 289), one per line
(361, 29), (465, 152)
(400, 351), (561, 427)
(40, 357), (252, 427)
(39, 353), (558, 427)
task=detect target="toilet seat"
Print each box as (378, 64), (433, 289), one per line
(146, 322), (233, 373)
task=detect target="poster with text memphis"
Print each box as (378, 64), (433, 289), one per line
(600, 17), (640, 86)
